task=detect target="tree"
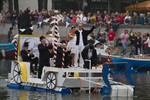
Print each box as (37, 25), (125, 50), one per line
(8, 0), (13, 13)
(14, 0), (19, 13)
(38, 0), (48, 11)
(0, 0), (3, 11)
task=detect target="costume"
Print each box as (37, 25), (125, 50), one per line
(55, 46), (71, 68)
(74, 26), (95, 67)
(67, 34), (76, 54)
(81, 45), (97, 69)
(21, 49), (38, 73)
(38, 43), (50, 78)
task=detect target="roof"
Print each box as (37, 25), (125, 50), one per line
(125, 1), (150, 11)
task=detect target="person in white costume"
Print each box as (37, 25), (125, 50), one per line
(67, 26), (76, 66)
(74, 23), (95, 68)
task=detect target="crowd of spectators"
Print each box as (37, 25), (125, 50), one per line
(0, 8), (150, 27)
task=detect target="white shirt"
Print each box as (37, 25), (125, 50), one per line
(88, 50), (92, 59)
(145, 37), (150, 47)
(78, 30), (84, 46)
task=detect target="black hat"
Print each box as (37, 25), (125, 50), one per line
(24, 42), (29, 47)
(10, 27), (13, 30)
(40, 36), (46, 41)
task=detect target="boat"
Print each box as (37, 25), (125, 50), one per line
(6, 34), (135, 97)
(0, 42), (16, 60)
(112, 55), (150, 70)
(96, 42), (150, 69)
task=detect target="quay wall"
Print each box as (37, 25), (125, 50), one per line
(0, 23), (150, 39)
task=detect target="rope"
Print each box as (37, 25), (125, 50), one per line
(92, 78), (102, 94)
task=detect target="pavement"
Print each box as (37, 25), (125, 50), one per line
(0, 34), (7, 42)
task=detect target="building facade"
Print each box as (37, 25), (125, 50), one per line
(1, 0), (147, 13)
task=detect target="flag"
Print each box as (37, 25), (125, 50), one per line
(65, 21), (70, 28)
(43, 18), (50, 23)
(30, 26), (34, 30)
(39, 21), (42, 26)
(19, 29), (26, 32)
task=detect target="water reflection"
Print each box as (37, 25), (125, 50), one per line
(4, 88), (134, 100)
(0, 60), (150, 100)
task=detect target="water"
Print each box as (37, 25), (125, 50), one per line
(0, 60), (150, 100)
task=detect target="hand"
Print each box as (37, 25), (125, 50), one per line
(29, 51), (33, 55)
(93, 23), (96, 27)
(47, 39), (52, 45)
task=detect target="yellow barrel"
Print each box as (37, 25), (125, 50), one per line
(74, 72), (79, 78)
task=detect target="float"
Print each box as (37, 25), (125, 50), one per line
(6, 34), (135, 97)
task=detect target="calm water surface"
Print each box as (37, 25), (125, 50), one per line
(0, 60), (150, 100)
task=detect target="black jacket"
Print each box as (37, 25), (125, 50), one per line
(56, 46), (71, 68)
(82, 46), (97, 60)
(38, 43), (50, 66)
(81, 45), (97, 66)
(21, 50), (33, 62)
(75, 26), (95, 46)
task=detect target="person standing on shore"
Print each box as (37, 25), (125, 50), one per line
(107, 28), (116, 47)
(8, 27), (13, 42)
(74, 23), (95, 68)
(144, 33), (150, 54)
(135, 32), (142, 55)
(129, 32), (136, 58)
(120, 30), (129, 56)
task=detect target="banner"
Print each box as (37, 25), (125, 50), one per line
(18, 35), (55, 60)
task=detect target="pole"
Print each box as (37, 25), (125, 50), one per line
(85, 59), (91, 94)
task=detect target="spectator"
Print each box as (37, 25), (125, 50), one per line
(107, 28), (116, 46)
(132, 12), (139, 25)
(129, 32), (136, 58)
(10, 10), (17, 27)
(135, 32), (142, 55)
(120, 30), (129, 56)
(124, 13), (132, 25)
(144, 33), (150, 54)
(145, 12), (150, 25)
(8, 27), (13, 42)
(138, 13), (145, 25)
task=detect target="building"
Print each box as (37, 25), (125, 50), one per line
(1, 0), (147, 13)
(2, 0), (52, 12)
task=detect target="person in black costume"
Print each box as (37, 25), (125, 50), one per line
(21, 42), (38, 74)
(18, 7), (33, 34)
(55, 40), (72, 68)
(38, 36), (50, 78)
(81, 44), (98, 69)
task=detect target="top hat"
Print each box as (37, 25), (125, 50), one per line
(40, 36), (46, 41)
(24, 42), (29, 47)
